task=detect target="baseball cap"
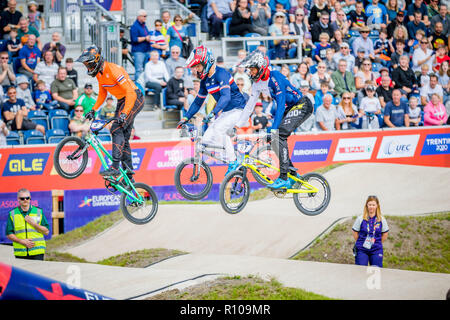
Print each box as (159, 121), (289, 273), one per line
(16, 75), (29, 85)
(366, 84), (376, 91)
(84, 83), (93, 89)
(360, 26), (370, 33)
(357, 47), (366, 53)
(274, 12), (285, 18)
(397, 11), (404, 17)
(340, 42), (349, 48)
(28, 1), (38, 6)
(216, 56), (224, 63)
(255, 102), (263, 107)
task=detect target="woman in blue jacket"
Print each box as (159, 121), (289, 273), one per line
(352, 195), (389, 268)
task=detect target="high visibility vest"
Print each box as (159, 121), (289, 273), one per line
(10, 206), (46, 256)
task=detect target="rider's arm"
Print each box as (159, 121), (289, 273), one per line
(184, 84), (208, 120)
(271, 81), (287, 130)
(237, 83), (262, 127)
(91, 85), (107, 113)
(211, 85), (231, 115)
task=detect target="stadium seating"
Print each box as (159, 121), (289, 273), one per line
(28, 110), (49, 131)
(23, 129), (46, 144)
(49, 109), (70, 134)
(162, 88), (178, 111)
(245, 33), (262, 53)
(46, 129), (66, 144)
(6, 131), (21, 145)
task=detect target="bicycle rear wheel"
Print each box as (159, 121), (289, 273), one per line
(293, 173), (331, 216)
(219, 170), (250, 214)
(53, 136), (88, 179)
(251, 145), (279, 186)
(120, 182), (158, 225)
(174, 157), (213, 200)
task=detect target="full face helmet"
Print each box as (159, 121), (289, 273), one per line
(237, 50), (270, 82)
(185, 45), (215, 80)
(76, 45), (105, 77)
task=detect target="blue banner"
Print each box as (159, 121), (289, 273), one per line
(291, 140), (332, 162)
(64, 190), (120, 232)
(421, 133), (450, 156)
(2, 153), (49, 177)
(0, 191), (52, 244)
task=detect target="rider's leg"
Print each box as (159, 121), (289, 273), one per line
(270, 98), (313, 188)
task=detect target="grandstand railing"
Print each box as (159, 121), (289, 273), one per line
(221, 35), (303, 65)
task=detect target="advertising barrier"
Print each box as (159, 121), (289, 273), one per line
(0, 263), (113, 300)
(0, 126), (449, 237)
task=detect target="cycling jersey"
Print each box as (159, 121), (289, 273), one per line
(184, 66), (246, 120)
(91, 61), (139, 115)
(237, 70), (303, 129)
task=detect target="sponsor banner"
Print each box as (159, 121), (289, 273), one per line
(421, 133), (450, 156)
(377, 135), (420, 159)
(104, 148), (146, 171)
(2, 153), (49, 177)
(333, 137), (377, 161)
(64, 190), (120, 232)
(148, 146), (193, 170)
(291, 140), (332, 162)
(0, 191), (52, 244)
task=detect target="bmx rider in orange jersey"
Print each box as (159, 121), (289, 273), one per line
(76, 45), (144, 179)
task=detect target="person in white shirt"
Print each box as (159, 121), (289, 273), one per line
(420, 73), (444, 106)
(33, 50), (58, 90)
(412, 38), (435, 73)
(316, 94), (339, 131)
(358, 84), (381, 129)
(143, 50), (169, 108)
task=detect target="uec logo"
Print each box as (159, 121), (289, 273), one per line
(384, 141), (411, 155)
(3, 153), (49, 176)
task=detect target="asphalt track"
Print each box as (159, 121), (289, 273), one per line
(1, 163), (450, 299)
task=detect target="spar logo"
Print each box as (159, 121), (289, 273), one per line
(3, 153), (49, 176)
(333, 137), (377, 161)
(421, 133), (450, 155)
(292, 140), (332, 162)
(78, 194), (120, 208)
(377, 135), (420, 159)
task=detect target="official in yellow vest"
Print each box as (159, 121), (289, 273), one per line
(6, 189), (50, 260)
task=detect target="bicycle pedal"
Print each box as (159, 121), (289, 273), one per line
(272, 190), (287, 198)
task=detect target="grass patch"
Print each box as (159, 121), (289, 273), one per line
(97, 248), (186, 268)
(292, 212), (450, 274)
(146, 276), (334, 300)
(45, 251), (89, 263)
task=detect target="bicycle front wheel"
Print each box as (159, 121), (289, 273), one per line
(251, 145), (279, 187)
(174, 157), (213, 200)
(293, 173), (331, 216)
(219, 170), (250, 214)
(120, 182), (158, 225)
(53, 136), (89, 179)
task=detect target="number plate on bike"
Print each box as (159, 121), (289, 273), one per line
(236, 140), (252, 154)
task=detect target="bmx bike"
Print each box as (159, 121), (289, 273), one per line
(219, 134), (331, 215)
(53, 118), (158, 225)
(174, 123), (278, 200)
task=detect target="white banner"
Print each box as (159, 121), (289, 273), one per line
(377, 135), (420, 159)
(333, 137), (377, 161)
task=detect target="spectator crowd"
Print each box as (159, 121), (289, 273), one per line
(2, 0), (449, 146)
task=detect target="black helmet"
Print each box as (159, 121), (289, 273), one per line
(76, 45), (104, 77)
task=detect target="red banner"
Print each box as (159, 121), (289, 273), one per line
(0, 126), (449, 193)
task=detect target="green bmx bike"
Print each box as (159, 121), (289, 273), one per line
(53, 118), (158, 225)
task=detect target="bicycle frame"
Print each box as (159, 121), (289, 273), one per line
(77, 119), (145, 204)
(240, 153), (319, 195)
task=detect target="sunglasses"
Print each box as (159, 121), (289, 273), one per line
(155, 24), (162, 27)
(175, 19), (182, 21)
(1, 57), (8, 59)
(421, 41), (428, 44)
(19, 197), (30, 200)
(343, 97), (351, 99)
(361, 31), (369, 33)
(75, 109), (83, 112)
